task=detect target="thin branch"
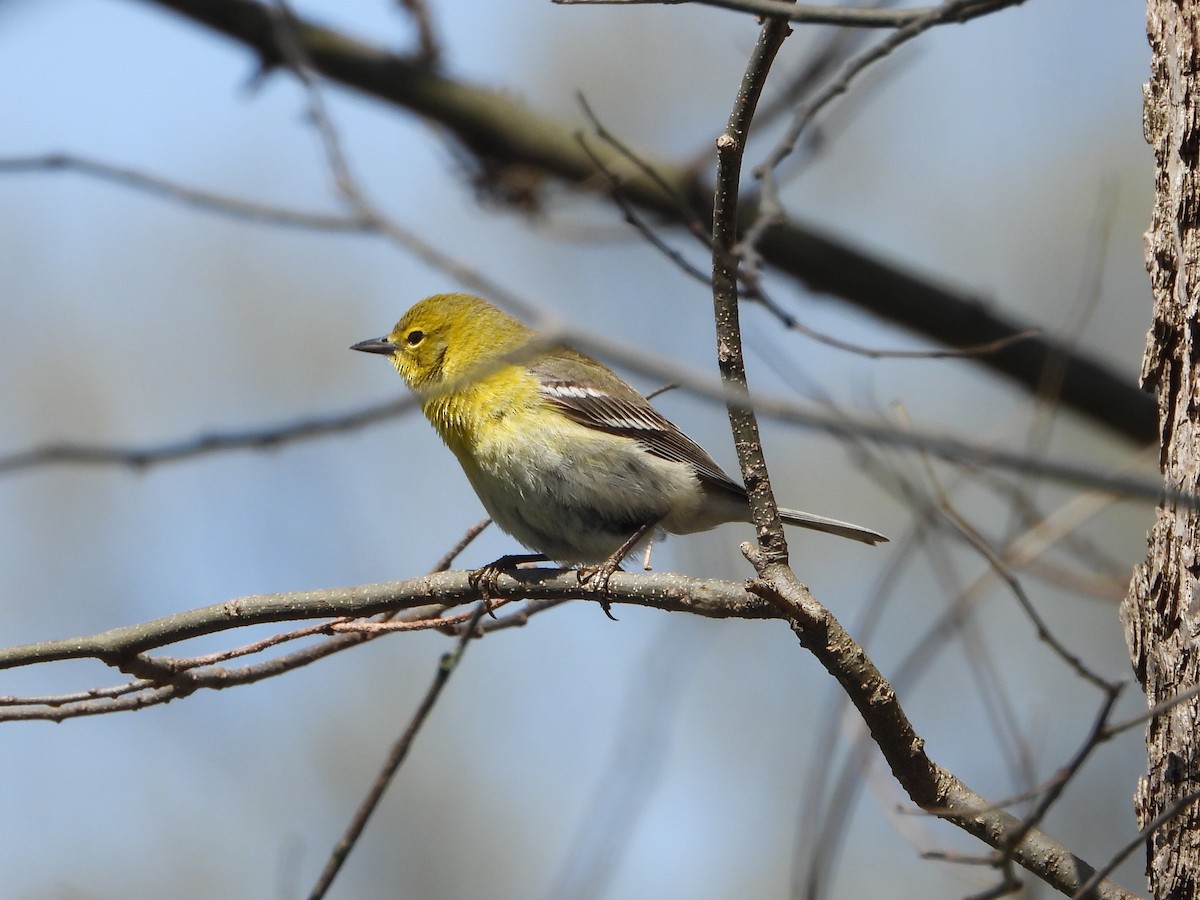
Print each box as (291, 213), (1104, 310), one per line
(1015, 184), (1120, 482)
(450, 597), (572, 636)
(307, 600), (490, 900)
(395, 0), (441, 66)
(1104, 682), (1200, 739)
(900, 406), (1117, 691)
(0, 679), (153, 708)
(763, 0), (1027, 163)
(965, 864), (1023, 900)
(155, 619), (345, 670)
(944, 503), (1114, 689)
(741, 0), (1027, 274)
(0, 153), (367, 231)
(996, 689), (1123, 862)
(328, 600), (515, 633)
(430, 517), (492, 571)
(0, 398), (413, 475)
(574, 130), (713, 285)
(749, 288), (1040, 359)
(577, 96), (1043, 361)
(0, 569), (776, 674)
(575, 92), (703, 231)
(1, 519), (496, 723)
(712, 12), (794, 561)
(1071, 790), (1200, 900)
(553, 0), (1023, 29)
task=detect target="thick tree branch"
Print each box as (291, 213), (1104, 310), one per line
(0, 569), (776, 672)
(746, 566), (1138, 900)
(134, 0), (1155, 444)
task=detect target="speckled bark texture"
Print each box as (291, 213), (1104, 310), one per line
(1121, 1), (1200, 897)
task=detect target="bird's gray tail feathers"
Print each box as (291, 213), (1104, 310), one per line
(777, 508), (888, 545)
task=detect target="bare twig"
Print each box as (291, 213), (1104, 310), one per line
(1005, 184), (1122, 565)
(575, 92), (705, 234)
(711, 12), (794, 559)
(899, 405), (1117, 691)
(578, 97), (1043, 361)
(554, 0), (1022, 29)
(1071, 790), (1200, 899)
(0, 569), (760, 723)
(450, 597), (572, 636)
(0, 398), (413, 475)
(430, 517), (492, 572)
(996, 689), (1123, 862)
(329, 599), (514, 633)
(752, 293), (1040, 359)
(307, 601), (490, 900)
(1104, 682), (1200, 740)
(0, 518), (495, 723)
(741, 0), (1028, 275)
(0, 153), (367, 231)
(746, 569), (1137, 899)
(575, 130), (713, 285)
(0, 570), (776, 672)
(395, 0), (441, 65)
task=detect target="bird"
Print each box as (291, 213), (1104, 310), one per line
(352, 293), (886, 579)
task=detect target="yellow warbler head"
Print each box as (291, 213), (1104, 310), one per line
(351, 293), (534, 392)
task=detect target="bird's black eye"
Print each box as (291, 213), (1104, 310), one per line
(405, 330), (425, 346)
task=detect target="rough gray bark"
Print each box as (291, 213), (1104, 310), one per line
(1121, 1), (1200, 897)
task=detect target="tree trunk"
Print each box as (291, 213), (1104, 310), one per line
(1122, 2), (1200, 897)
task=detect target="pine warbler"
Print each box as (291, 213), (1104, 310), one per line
(352, 293), (886, 570)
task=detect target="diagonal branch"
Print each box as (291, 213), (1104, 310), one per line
(130, 0), (1155, 444)
(746, 572), (1138, 900)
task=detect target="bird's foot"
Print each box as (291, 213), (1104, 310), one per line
(469, 553), (548, 603)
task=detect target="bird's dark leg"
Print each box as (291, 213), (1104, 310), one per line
(579, 519), (660, 619)
(469, 553), (549, 604)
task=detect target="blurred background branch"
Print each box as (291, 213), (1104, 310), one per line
(135, 0), (1156, 444)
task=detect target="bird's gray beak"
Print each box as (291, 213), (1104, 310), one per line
(351, 337), (397, 355)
